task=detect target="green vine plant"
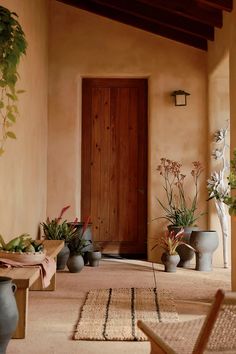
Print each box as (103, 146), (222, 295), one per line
(0, 6), (27, 155)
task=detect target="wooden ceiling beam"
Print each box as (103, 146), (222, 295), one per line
(136, 0), (223, 28)
(197, 0), (233, 12)
(58, 0), (208, 50)
(89, 0), (214, 40)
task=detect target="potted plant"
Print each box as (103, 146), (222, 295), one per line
(152, 228), (193, 272)
(87, 243), (102, 267)
(67, 232), (92, 273)
(41, 206), (77, 270)
(67, 217), (93, 264)
(155, 158), (204, 267)
(221, 149), (236, 217)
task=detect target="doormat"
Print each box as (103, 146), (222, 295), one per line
(74, 287), (178, 341)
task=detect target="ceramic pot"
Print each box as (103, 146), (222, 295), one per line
(168, 225), (198, 268)
(83, 252), (89, 265)
(190, 230), (219, 271)
(67, 254), (84, 273)
(161, 252), (180, 273)
(88, 250), (102, 267)
(56, 244), (70, 270)
(0, 277), (18, 354)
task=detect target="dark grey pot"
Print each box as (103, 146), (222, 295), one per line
(0, 277), (19, 354)
(161, 252), (180, 273)
(56, 244), (70, 270)
(190, 230), (219, 271)
(168, 225), (198, 268)
(88, 251), (102, 267)
(67, 254), (84, 273)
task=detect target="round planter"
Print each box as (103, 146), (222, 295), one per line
(161, 252), (180, 273)
(88, 250), (102, 267)
(67, 254), (84, 273)
(168, 225), (198, 268)
(56, 244), (70, 270)
(0, 277), (19, 354)
(190, 230), (219, 272)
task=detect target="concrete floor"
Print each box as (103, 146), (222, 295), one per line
(7, 259), (231, 354)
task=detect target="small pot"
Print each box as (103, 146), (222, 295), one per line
(88, 250), (102, 267)
(67, 254), (84, 273)
(161, 252), (180, 273)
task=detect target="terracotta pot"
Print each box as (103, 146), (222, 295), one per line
(161, 252), (180, 273)
(0, 277), (18, 354)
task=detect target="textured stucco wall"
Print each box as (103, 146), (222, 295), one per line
(48, 0), (208, 262)
(208, 54), (231, 268)
(0, 0), (48, 241)
(208, 6), (236, 287)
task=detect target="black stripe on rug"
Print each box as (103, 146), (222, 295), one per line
(131, 287), (138, 341)
(154, 287), (161, 322)
(102, 288), (112, 340)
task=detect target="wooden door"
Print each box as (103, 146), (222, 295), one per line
(81, 78), (147, 257)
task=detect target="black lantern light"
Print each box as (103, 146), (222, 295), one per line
(171, 90), (190, 106)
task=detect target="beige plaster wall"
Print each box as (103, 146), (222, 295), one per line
(0, 0), (48, 241)
(208, 54), (231, 268)
(229, 7), (236, 291)
(48, 1), (208, 261)
(208, 6), (236, 287)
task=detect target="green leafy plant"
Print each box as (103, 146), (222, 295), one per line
(155, 158), (204, 226)
(152, 229), (194, 255)
(41, 206), (77, 242)
(68, 219), (92, 256)
(0, 234), (44, 253)
(0, 6), (27, 154)
(223, 149), (236, 217)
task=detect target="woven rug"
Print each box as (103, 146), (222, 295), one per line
(74, 287), (178, 341)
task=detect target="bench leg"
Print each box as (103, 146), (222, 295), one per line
(30, 272), (56, 291)
(13, 288), (28, 339)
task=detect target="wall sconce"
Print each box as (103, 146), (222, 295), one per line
(171, 90), (190, 106)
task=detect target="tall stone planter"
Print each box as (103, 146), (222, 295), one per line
(168, 225), (198, 268)
(190, 230), (219, 271)
(0, 277), (19, 354)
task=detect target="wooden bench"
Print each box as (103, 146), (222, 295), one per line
(0, 240), (64, 339)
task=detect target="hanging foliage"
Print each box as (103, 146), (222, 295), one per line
(0, 5), (27, 155)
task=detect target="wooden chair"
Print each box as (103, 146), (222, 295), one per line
(137, 289), (236, 354)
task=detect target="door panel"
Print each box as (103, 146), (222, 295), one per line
(82, 78), (147, 257)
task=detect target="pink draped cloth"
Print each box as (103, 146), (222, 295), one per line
(0, 256), (56, 288)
